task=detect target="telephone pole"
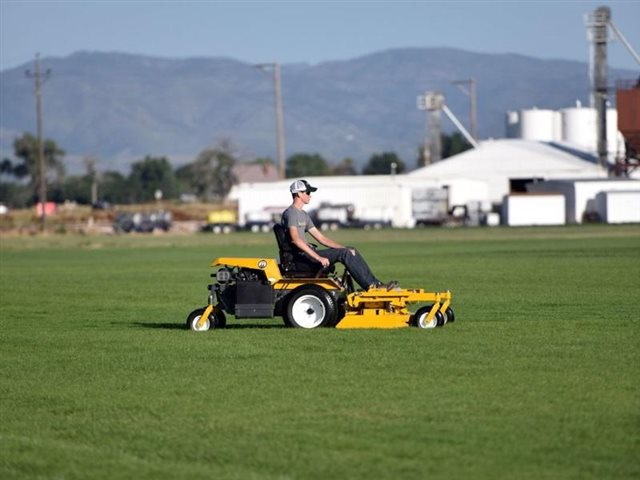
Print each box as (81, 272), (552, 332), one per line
(25, 53), (51, 232)
(255, 62), (286, 178)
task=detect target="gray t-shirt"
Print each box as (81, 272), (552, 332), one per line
(281, 206), (315, 245)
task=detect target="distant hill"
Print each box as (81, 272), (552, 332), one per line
(1, 48), (636, 172)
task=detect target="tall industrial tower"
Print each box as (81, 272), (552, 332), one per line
(586, 6), (611, 170)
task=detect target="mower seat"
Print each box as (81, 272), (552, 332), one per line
(273, 224), (333, 277)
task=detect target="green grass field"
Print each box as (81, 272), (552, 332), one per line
(1, 225), (639, 479)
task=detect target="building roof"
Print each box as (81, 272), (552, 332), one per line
(409, 139), (608, 201)
(233, 163), (281, 183)
(410, 139), (603, 176)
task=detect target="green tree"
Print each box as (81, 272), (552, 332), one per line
(442, 132), (473, 159)
(53, 175), (91, 204)
(332, 157), (358, 176)
(362, 152), (405, 175)
(2, 132), (65, 201)
(176, 143), (237, 201)
(0, 182), (31, 208)
(175, 163), (196, 197)
(286, 153), (330, 178)
(416, 133), (473, 168)
(128, 156), (178, 203)
(100, 171), (129, 204)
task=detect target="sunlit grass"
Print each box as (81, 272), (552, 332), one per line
(1, 225), (638, 479)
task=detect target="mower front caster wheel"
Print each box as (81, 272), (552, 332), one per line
(186, 307), (226, 332)
(444, 306), (455, 323)
(412, 306), (445, 329)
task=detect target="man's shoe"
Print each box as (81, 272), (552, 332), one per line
(368, 280), (399, 291)
(385, 280), (399, 291)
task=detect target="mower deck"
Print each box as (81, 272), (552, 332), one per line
(338, 288), (452, 329)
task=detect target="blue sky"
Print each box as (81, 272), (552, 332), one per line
(1, 0), (639, 71)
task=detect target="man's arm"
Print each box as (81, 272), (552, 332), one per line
(308, 227), (356, 256)
(308, 227), (343, 249)
(289, 226), (330, 267)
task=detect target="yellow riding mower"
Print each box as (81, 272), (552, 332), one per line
(186, 225), (454, 331)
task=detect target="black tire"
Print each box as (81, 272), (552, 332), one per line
(186, 307), (226, 331)
(285, 285), (336, 329)
(213, 309), (226, 328)
(445, 306), (455, 323)
(412, 305), (443, 329)
(333, 302), (346, 327)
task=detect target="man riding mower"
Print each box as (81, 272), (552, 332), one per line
(186, 180), (454, 331)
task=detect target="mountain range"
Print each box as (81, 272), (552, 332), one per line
(1, 48), (636, 173)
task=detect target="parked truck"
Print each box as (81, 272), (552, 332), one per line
(202, 207), (284, 234)
(309, 202), (392, 230)
(113, 210), (172, 233)
(412, 187), (489, 226)
(201, 209), (237, 234)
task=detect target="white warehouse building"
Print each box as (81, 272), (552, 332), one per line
(229, 139), (638, 228)
(229, 175), (489, 229)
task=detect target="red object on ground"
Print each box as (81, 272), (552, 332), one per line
(35, 202), (56, 216)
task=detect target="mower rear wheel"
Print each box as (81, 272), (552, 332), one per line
(285, 285), (336, 329)
(413, 306), (444, 329)
(186, 307), (226, 332)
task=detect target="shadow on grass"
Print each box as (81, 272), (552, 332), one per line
(131, 322), (186, 330)
(131, 322), (285, 330)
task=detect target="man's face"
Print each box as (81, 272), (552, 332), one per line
(299, 191), (312, 204)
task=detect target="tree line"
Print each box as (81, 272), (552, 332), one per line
(0, 132), (471, 208)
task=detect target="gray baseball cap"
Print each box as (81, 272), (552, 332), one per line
(289, 179), (318, 193)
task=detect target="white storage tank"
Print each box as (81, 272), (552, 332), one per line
(561, 102), (597, 150)
(553, 110), (563, 141)
(606, 108), (626, 159)
(559, 104), (623, 158)
(606, 108), (618, 149)
(519, 108), (560, 142)
(505, 111), (520, 138)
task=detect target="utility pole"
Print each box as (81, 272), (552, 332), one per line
(452, 78), (478, 142)
(255, 62), (286, 178)
(83, 156), (98, 228)
(84, 156), (98, 205)
(25, 53), (51, 232)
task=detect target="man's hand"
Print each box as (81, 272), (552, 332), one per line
(318, 256), (330, 267)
